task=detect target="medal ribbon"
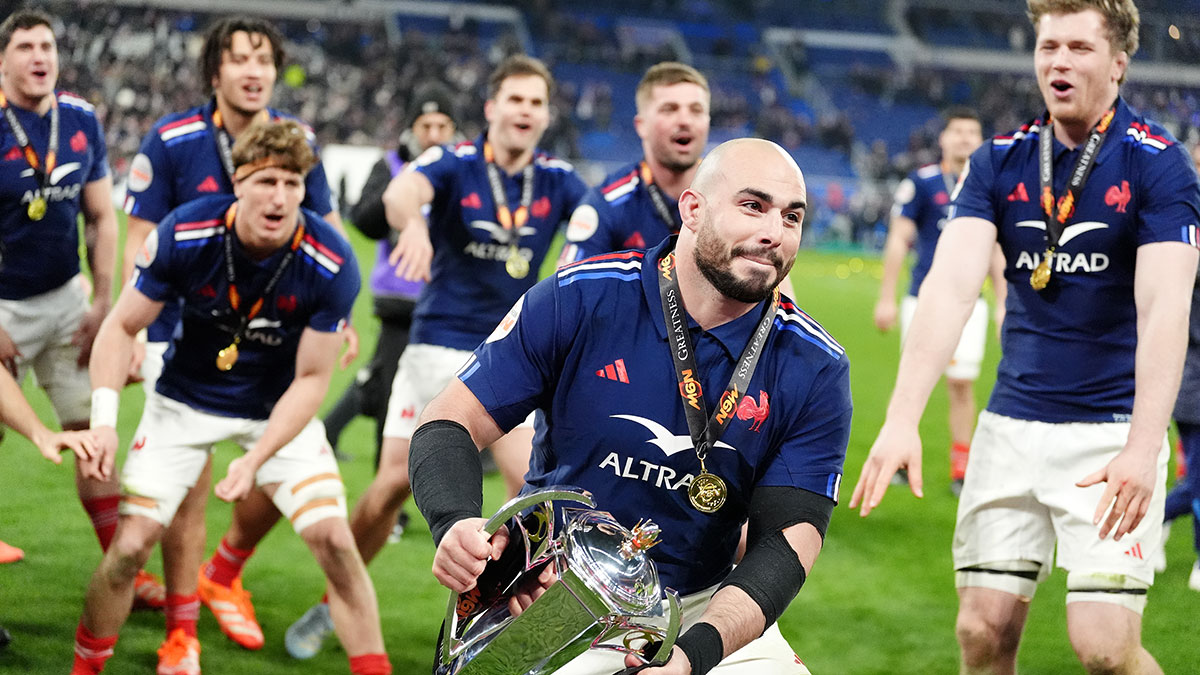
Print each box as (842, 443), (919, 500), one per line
(1036, 103), (1116, 253)
(0, 91), (58, 206)
(482, 140), (534, 247)
(640, 161), (681, 231)
(212, 107), (270, 181)
(656, 249), (778, 464)
(220, 203), (304, 347)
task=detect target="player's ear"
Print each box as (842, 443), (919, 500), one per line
(232, 177), (245, 200)
(678, 188), (703, 233)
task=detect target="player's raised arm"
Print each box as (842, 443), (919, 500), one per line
(850, 215), (996, 515)
(383, 166), (436, 281)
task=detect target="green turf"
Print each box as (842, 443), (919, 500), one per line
(1, 230), (1197, 673)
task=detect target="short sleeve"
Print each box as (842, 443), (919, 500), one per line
(302, 159), (335, 217)
(1136, 142), (1200, 246)
(947, 144), (997, 224)
(894, 177), (920, 220)
(756, 357), (853, 503)
(457, 275), (565, 431)
(85, 114), (109, 183)
(131, 217), (180, 303)
(411, 144), (461, 198)
(308, 246), (360, 332)
(563, 192), (615, 262)
(125, 129), (174, 222)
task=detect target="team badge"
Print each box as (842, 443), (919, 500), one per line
(128, 153), (153, 193)
(135, 229), (159, 268)
(565, 204), (599, 242)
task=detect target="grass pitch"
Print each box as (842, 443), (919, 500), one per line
(1, 231), (1197, 673)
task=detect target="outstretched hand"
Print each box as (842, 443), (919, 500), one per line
(849, 419), (924, 516)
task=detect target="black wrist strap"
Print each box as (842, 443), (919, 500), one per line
(408, 419), (483, 546)
(677, 621), (724, 675)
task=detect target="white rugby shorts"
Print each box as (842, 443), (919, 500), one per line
(120, 393), (346, 533)
(140, 340), (168, 396)
(382, 342), (533, 440)
(900, 295), (987, 381)
(953, 410), (1166, 594)
(552, 584), (812, 674)
(0, 275), (92, 425)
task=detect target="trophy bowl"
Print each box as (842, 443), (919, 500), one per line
(435, 486), (682, 675)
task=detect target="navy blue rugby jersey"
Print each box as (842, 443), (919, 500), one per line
(457, 238), (852, 594)
(893, 163), (957, 297)
(124, 100), (335, 342)
(559, 161), (679, 263)
(132, 194), (358, 420)
(0, 91), (108, 299)
(407, 134), (587, 351)
(950, 97), (1200, 423)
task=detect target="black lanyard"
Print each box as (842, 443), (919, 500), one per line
(482, 140), (534, 246)
(212, 107), (269, 182)
(641, 161), (681, 231)
(0, 92), (58, 204)
(221, 203), (303, 345)
(1037, 104), (1116, 251)
(656, 250), (778, 463)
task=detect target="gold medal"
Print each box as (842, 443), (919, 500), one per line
(27, 195), (46, 221)
(1030, 248), (1053, 291)
(216, 342), (239, 371)
(505, 247), (529, 279)
(688, 470), (727, 513)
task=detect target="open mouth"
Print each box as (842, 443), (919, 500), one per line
(514, 122), (531, 132)
(243, 84), (264, 95)
(31, 69), (47, 79)
(264, 213), (284, 224)
(1050, 80), (1073, 93)
(671, 133), (694, 149)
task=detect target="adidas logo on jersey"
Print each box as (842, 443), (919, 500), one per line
(197, 176), (220, 193)
(1123, 543), (1145, 560)
(595, 359), (629, 383)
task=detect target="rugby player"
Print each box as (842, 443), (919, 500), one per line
(852, 1), (1200, 672)
(72, 120), (389, 675)
(413, 138), (850, 674)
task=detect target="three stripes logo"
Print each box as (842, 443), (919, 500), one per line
(596, 358), (629, 384)
(1123, 543), (1144, 560)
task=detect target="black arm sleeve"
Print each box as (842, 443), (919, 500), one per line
(348, 159), (395, 240)
(408, 419), (484, 546)
(717, 486), (833, 630)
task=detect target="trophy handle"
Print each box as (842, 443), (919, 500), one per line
(439, 486), (596, 669)
(589, 588), (683, 664)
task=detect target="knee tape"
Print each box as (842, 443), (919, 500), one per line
(273, 472), (347, 534)
(118, 482), (182, 527)
(956, 560), (1042, 600)
(1066, 571), (1149, 614)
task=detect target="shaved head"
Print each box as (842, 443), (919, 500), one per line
(690, 138), (804, 198)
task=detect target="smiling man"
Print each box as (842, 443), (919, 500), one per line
(284, 53), (587, 659)
(410, 138), (850, 675)
(851, 1), (1200, 673)
(0, 6), (129, 599)
(559, 62), (710, 264)
(72, 120), (389, 675)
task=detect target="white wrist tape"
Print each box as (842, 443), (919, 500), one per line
(90, 387), (119, 429)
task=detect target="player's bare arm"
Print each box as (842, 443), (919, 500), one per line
(1078, 241), (1198, 540)
(0, 366), (97, 465)
(383, 168), (435, 281)
(851, 215), (996, 515)
(75, 175), (119, 367)
(875, 213), (918, 332)
(88, 285), (164, 479)
(989, 243), (1008, 335)
(214, 326), (343, 502)
(319, 208), (361, 368)
(121, 214), (159, 380)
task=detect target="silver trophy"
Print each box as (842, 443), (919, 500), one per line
(436, 486), (682, 675)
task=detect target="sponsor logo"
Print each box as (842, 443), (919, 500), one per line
(135, 229), (158, 269)
(531, 195), (551, 219)
(599, 452), (695, 491)
(485, 295), (524, 344)
(19, 161), (82, 206)
(595, 358), (629, 383)
(1007, 182), (1029, 202)
(658, 252), (675, 280)
(128, 153), (153, 192)
(244, 318), (284, 346)
(736, 391), (770, 432)
(461, 192), (483, 209)
(1015, 219), (1109, 247)
(197, 175), (220, 193)
(464, 240), (535, 265)
(469, 220), (536, 244)
(611, 414), (734, 457)
(566, 204), (599, 242)
(714, 386), (740, 425)
(1105, 180), (1131, 213)
(1123, 543), (1144, 560)
(70, 129), (87, 153)
(679, 369), (702, 410)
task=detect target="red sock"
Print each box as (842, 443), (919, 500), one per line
(82, 496), (120, 552)
(349, 653), (392, 675)
(165, 593), (200, 638)
(203, 537), (254, 587)
(72, 621), (117, 674)
(950, 442), (970, 481)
